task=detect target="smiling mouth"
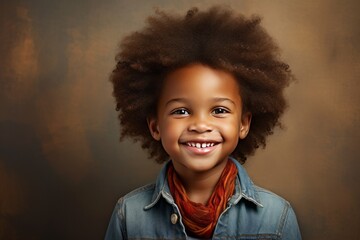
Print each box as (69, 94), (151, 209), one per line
(181, 141), (220, 155)
(185, 142), (216, 148)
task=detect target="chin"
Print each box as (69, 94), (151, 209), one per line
(186, 159), (225, 172)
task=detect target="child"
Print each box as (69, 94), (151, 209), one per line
(105, 6), (301, 240)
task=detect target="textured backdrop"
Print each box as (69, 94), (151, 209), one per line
(0, 0), (359, 239)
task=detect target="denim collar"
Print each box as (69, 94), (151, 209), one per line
(144, 157), (263, 210)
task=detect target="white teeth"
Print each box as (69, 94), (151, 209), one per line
(186, 142), (216, 148)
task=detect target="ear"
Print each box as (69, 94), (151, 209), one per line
(239, 112), (252, 139)
(147, 116), (161, 141)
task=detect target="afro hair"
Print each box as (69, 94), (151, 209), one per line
(111, 6), (293, 164)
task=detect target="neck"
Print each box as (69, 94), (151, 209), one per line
(173, 160), (228, 204)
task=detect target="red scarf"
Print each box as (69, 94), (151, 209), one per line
(167, 160), (238, 238)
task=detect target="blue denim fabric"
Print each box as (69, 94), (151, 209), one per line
(105, 158), (301, 240)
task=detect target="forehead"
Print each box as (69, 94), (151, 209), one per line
(159, 64), (242, 103)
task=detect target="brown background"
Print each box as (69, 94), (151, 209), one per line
(1, 0), (359, 239)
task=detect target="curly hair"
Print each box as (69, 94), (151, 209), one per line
(111, 6), (293, 164)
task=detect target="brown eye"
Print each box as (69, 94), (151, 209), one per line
(171, 109), (189, 115)
(212, 107), (229, 115)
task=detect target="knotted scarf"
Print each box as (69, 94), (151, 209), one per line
(167, 160), (237, 238)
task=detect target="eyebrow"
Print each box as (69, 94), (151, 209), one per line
(212, 97), (236, 106)
(165, 97), (236, 106)
(165, 98), (188, 107)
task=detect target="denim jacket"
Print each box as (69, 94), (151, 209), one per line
(105, 158), (301, 240)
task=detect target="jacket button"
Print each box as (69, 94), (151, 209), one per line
(170, 213), (178, 224)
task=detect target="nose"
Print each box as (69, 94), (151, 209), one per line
(188, 113), (213, 133)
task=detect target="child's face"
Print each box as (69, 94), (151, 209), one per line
(148, 64), (251, 175)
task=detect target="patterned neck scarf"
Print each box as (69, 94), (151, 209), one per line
(167, 160), (237, 239)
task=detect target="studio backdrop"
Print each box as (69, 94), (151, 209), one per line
(0, 0), (359, 239)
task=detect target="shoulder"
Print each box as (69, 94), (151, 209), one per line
(121, 183), (155, 200)
(105, 183), (158, 239)
(115, 183), (156, 211)
(252, 185), (301, 238)
(254, 186), (302, 239)
(254, 185), (290, 207)
(253, 185), (294, 220)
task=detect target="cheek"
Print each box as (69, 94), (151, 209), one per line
(159, 120), (183, 144)
(221, 121), (241, 152)
(219, 119), (241, 138)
